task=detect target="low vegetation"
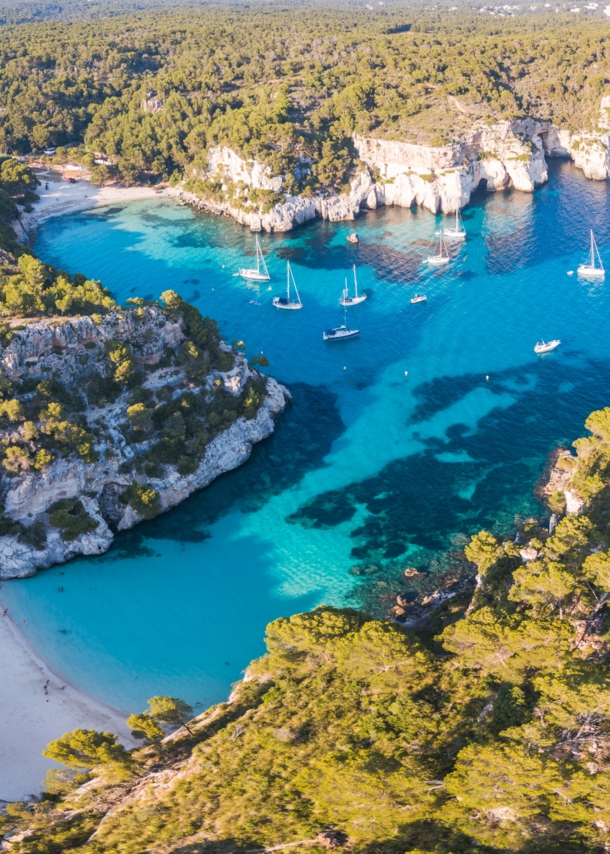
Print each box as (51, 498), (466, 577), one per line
(4, 407), (610, 852)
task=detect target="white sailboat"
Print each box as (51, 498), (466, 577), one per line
(273, 261), (302, 310)
(426, 229), (450, 266)
(534, 339), (561, 354)
(236, 236), (270, 282)
(444, 209), (466, 241)
(323, 308), (360, 341)
(578, 230), (605, 280)
(340, 265), (367, 306)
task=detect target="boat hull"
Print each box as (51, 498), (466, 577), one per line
(239, 269), (270, 282)
(340, 296), (367, 306)
(444, 229), (466, 241)
(578, 265), (605, 280)
(410, 297), (427, 304)
(426, 257), (450, 266)
(273, 299), (302, 310)
(534, 340), (561, 354)
(323, 327), (360, 341)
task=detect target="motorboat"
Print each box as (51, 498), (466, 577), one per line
(272, 261), (302, 309)
(534, 340), (561, 354)
(410, 293), (427, 304)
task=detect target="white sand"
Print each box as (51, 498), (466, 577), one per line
(0, 171), (154, 802)
(17, 170), (161, 238)
(0, 603), (134, 802)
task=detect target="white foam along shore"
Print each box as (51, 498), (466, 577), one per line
(14, 168), (160, 241)
(0, 596), (134, 802)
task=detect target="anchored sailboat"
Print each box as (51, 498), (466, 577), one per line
(340, 265), (367, 306)
(323, 308), (360, 341)
(273, 261), (302, 310)
(426, 229), (450, 266)
(444, 209), (466, 241)
(578, 230), (605, 280)
(236, 236), (270, 282)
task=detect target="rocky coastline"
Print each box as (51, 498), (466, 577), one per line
(0, 307), (289, 579)
(389, 441), (589, 629)
(176, 110), (610, 233)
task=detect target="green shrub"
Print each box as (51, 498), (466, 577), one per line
(47, 499), (98, 541)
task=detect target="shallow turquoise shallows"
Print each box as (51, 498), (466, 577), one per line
(3, 161), (610, 714)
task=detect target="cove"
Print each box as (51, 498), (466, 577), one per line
(3, 160), (610, 715)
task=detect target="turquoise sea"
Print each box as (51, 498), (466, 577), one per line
(3, 160), (610, 715)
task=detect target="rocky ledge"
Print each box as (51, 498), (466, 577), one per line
(176, 101), (610, 232)
(0, 303), (288, 578)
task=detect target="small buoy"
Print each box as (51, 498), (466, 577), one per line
(404, 371), (408, 376)
(212, 288), (214, 291)
(486, 375), (489, 381)
(344, 366), (347, 370)
(567, 270), (574, 276)
(222, 265), (225, 268)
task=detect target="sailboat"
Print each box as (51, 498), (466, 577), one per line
(444, 209), (466, 241)
(236, 235), (270, 282)
(426, 229), (450, 266)
(340, 265), (367, 306)
(578, 230), (605, 280)
(273, 261), (302, 310)
(323, 308), (360, 341)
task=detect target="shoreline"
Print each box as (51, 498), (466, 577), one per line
(0, 593), (134, 802)
(16, 169), (161, 242)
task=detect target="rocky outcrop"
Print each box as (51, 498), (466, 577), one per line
(0, 309), (289, 579)
(179, 105), (610, 233)
(356, 118), (549, 214)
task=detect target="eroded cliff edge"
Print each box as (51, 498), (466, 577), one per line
(177, 107), (610, 232)
(0, 299), (288, 578)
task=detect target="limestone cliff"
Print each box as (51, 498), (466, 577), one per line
(179, 109), (610, 232)
(0, 306), (288, 578)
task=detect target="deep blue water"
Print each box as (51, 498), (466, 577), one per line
(2, 160), (610, 715)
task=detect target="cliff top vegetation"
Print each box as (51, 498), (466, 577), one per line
(4, 405), (610, 853)
(0, 7), (609, 193)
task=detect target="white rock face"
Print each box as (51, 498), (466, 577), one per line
(206, 146), (284, 192)
(356, 118), (549, 214)
(182, 103), (610, 233)
(0, 311), (289, 579)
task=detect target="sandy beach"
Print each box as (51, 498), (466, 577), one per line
(2, 175), (152, 801)
(0, 600), (134, 802)
(15, 169), (161, 240)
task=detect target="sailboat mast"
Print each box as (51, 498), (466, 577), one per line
(353, 265), (358, 298)
(591, 230), (595, 269)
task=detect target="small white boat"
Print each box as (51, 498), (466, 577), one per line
(534, 339), (561, 354)
(578, 230), (605, 280)
(347, 233), (359, 244)
(444, 209), (466, 241)
(410, 293), (427, 304)
(273, 261), (302, 310)
(323, 308), (360, 341)
(236, 236), (270, 282)
(426, 229), (450, 266)
(340, 265), (367, 306)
